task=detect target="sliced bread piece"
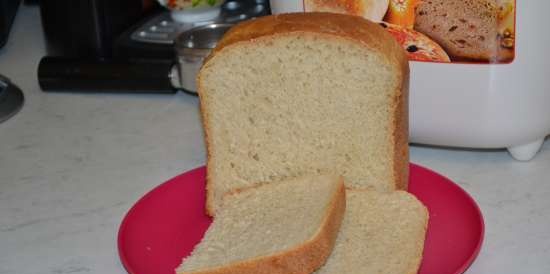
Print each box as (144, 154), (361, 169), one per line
(198, 12), (410, 215)
(176, 174), (346, 274)
(315, 189), (429, 274)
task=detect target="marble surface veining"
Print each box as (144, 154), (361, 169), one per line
(1, 6), (549, 274)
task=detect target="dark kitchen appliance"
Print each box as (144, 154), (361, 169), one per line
(38, 23), (233, 94)
(39, 0), (269, 59)
(0, 0), (22, 49)
(37, 0), (270, 93)
(0, 74), (24, 123)
(39, 0), (157, 58)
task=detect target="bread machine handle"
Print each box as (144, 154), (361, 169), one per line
(37, 56), (180, 93)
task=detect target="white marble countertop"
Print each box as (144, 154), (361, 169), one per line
(1, 6), (549, 274)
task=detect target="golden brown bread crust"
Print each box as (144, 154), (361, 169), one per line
(206, 12), (409, 68)
(199, 12), (409, 214)
(394, 65), (409, 191)
(178, 177), (347, 274)
(197, 78), (215, 216)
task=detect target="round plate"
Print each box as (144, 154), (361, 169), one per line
(118, 164), (484, 274)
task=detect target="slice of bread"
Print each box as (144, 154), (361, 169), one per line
(315, 190), (429, 274)
(176, 174), (346, 274)
(198, 12), (410, 215)
(414, 0), (499, 61)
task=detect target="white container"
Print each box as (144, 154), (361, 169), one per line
(270, 0), (550, 161)
(409, 1), (550, 161)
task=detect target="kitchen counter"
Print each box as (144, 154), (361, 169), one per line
(1, 6), (549, 274)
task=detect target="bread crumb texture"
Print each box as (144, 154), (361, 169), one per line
(199, 13), (408, 213)
(315, 190), (428, 274)
(177, 175), (342, 274)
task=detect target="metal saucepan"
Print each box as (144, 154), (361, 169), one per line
(174, 23), (234, 94)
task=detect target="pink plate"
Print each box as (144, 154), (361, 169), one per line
(118, 164), (484, 274)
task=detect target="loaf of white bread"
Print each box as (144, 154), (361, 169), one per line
(176, 174), (346, 274)
(178, 12), (428, 274)
(197, 12), (410, 216)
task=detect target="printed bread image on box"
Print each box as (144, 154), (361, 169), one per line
(304, 0), (516, 63)
(414, 0), (514, 62)
(304, 0), (390, 21)
(381, 22), (450, 62)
